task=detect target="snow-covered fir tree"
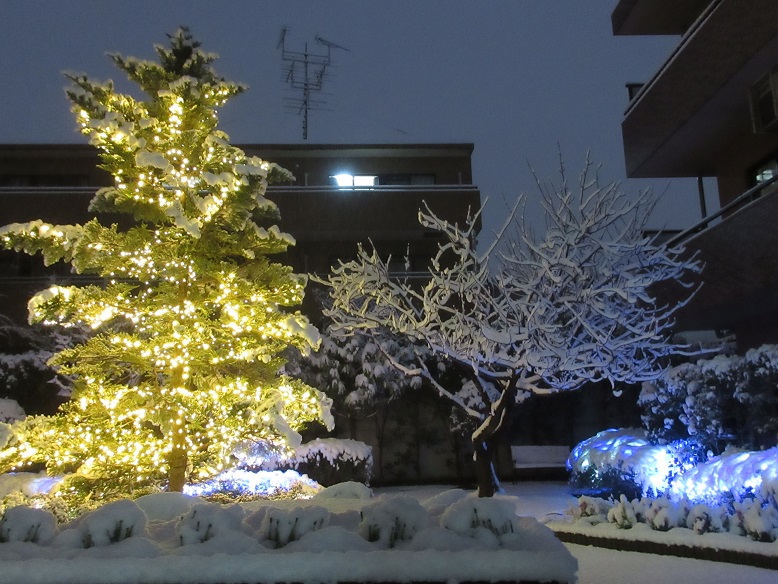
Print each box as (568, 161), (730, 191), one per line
(322, 158), (702, 496)
(0, 29), (332, 498)
(288, 327), (423, 425)
(286, 326), (428, 479)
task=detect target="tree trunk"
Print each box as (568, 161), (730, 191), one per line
(373, 406), (389, 484)
(473, 434), (501, 497)
(168, 417), (188, 492)
(471, 376), (518, 497)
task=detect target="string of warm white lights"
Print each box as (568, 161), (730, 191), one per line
(0, 28), (332, 499)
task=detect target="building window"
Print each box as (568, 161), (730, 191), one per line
(329, 173), (436, 187)
(750, 152), (778, 189)
(0, 174), (90, 187)
(330, 174), (377, 187)
(379, 174), (435, 186)
(750, 71), (778, 133)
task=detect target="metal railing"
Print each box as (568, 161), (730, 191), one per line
(0, 184), (479, 195)
(666, 173), (778, 247)
(624, 0), (723, 116)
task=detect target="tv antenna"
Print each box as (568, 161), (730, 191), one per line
(278, 27), (349, 140)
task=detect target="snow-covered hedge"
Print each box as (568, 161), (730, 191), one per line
(639, 344), (778, 453)
(242, 438), (373, 487)
(0, 487), (578, 584)
(567, 428), (694, 497)
(567, 481), (778, 542)
(568, 428), (778, 504)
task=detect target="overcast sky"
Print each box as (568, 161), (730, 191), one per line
(0, 1), (713, 240)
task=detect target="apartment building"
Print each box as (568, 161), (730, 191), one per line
(613, 0), (778, 348)
(0, 143), (481, 324)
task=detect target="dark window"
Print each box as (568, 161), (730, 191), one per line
(378, 174), (435, 186)
(750, 72), (778, 133)
(0, 174), (90, 187)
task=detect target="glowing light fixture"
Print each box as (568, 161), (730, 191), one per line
(331, 174), (377, 187)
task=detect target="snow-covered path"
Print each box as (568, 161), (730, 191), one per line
(379, 482), (778, 584)
(570, 543), (776, 584)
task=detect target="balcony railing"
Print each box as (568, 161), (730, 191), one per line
(666, 172), (778, 247)
(0, 184), (479, 196)
(270, 184), (478, 193)
(624, 0), (723, 116)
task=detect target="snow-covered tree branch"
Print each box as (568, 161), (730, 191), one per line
(319, 157), (702, 496)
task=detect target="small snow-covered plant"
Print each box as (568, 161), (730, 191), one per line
(645, 497), (686, 532)
(80, 499), (147, 548)
(607, 495), (639, 529)
(258, 505), (329, 548)
(569, 496), (612, 521)
(0, 505), (57, 544)
(359, 495), (428, 548)
(176, 503), (243, 545)
(738, 498), (778, 542)
(441, 495), (519, 540)
(686, 504), (725, 534)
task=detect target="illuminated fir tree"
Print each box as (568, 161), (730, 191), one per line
(0, 29), (332, 496)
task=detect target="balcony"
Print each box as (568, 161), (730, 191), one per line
(268, 184), (480, 243)
(621, 0), (778, 178)
(659, 177), (778, 334)
(612, 0), (712, 36)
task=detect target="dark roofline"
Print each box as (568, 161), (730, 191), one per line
(0, 143), (475, 155)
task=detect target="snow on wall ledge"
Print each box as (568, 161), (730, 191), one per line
(0, 549), (576, 584)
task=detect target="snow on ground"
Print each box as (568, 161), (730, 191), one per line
(568, 543), (776, 584)
(0, 481), (578, 584)
(391, 483), (778, 584)
(0, 480), (776, 584)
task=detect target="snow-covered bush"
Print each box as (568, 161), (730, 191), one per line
(732, 483), (778, 542)
(568, 496), (612, 522)
(606, 495), (639, 529)
(287, 328), (423, 421)
(639, 363), (701, 445)
(738, 502), (778, 542)
(440, 495), (519, 541)
(567, 428), (678, 497)
(644, 497), (686, 531)
(183, 468), (320, 500)
(640, 345), (778, 454)
(176, 503), (244, 545)
(79, 499), (147, 547)
(0, 399), (25, 424)
(686, 503), (726, 534)
(569, 428), (778, 501)
(735, 345), (778, 448)
(0, 318), (83, 415)
(288, 438), (373, 487)
(255, 438), (373, 487)
(568, 479), (778, 541)
(258, 505), (329, 548)
(670, 446), (778, 502)
(0, 505), (57, 544)
(358, 495), (428, 548)
(313, 481), (373, 500)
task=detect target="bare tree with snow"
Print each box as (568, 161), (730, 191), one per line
(320, 158), (702, 496)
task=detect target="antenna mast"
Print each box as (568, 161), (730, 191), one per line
(278, 27), (348, 140)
